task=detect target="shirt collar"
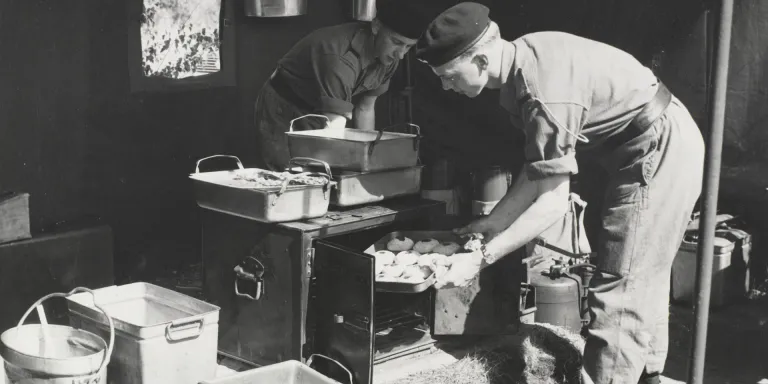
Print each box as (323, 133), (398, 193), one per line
(499, 40), (517, 113)
(350, 25), (376, 68)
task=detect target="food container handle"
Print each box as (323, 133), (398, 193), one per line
(405, 123), (422, 152)
(307, 353), (354, 384)
(166, 316), (205, 342)
(274, 172), (333, 206)
(16, 287), (115, 378)
(287, 157), (333, 179)
(195, 155), (244, 173)
(369, 123), (422, 156)
(289, 114), (330, 132)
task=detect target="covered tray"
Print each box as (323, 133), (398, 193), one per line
(189, 155), (334, 223)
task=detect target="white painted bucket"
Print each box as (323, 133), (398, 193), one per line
(0, 288), (114, 384)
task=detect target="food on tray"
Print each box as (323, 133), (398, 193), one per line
(387, 236), (414, 252)
(413, 238), (440, 253)
(432, 253), (453, 267)
(433, 241), (461, 256)
(394, 250), (420, 266)
(375, 261), (386, 275)
(401, 265), (427, 280)
(229, 169), (328, 189)
(372, 250), (396, 265)
(380, 264), (406, 278)
(463, 233), (485, 252)
(417, 253), (437, 268)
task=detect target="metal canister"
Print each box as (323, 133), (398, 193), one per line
(351, 0), (376, 21)
(470, 166), (511, 216)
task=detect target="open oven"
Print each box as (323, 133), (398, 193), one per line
(201, 197), (524, 384)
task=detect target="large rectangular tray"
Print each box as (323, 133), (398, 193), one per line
(365, 230), (464, 293)
(189, 155), (333, 223)
(332, 165), (423, 207)
(286, 125), (420, 172)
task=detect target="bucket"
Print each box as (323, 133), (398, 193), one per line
(1, 288), (114, 384)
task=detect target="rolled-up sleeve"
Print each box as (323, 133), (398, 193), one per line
(521, 100), (585, 180)
(313, 54), (356, 116)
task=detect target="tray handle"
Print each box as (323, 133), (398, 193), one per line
(289, 114), (330, 132)
(307, 353), (354, 384)
(369, 123), (422, 156)
(166, 316), (205, 342)
(195, 155), (244, 174)
(287, 157), (333, 179)
(273, 172), (334, 206)
(16, 288), (115, 378)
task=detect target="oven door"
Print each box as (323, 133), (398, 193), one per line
(308, 239), (374, 384)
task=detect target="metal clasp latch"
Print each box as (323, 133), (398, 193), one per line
(234, 256), (265, 301)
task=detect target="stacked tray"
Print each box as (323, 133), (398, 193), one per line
(190, 155), (334, 223)
(286, 116), (423, 207)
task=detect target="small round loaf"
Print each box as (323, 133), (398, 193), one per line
(432, 254), (453, 267)
(386, 236), (414, 252)
(402, 265), (433, 281)
(373, 250), (396, 265)
(381, 264), (406, 278)
(417, 253), (438, 268)
(394, 250), (420, 266)
(375, 261), (387, 275)
(432, 241), (461, 256)
(413, 238), (440, 254)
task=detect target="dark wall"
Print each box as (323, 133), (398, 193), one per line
(0, 0), (349, 282)
(0, 0), (722, 283)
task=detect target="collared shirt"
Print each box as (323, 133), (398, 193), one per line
(499, 32), (658, 180)
(275, 22), (399, 118)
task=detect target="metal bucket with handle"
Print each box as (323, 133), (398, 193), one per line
(0, 287), (115, 384)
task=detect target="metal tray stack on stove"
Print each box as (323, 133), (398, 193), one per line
(286, 118), (423, 207)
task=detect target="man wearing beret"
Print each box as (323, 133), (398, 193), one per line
(253, 0), (435, 171)
(418, 3), (704, 384)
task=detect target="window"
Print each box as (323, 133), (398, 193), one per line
(128, 0), (235, 92)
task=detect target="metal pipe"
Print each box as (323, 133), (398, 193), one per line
(404, 51), (414, 124)
(687, 0), (733, 383)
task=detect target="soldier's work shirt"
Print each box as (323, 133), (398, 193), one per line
(275, 22), (398, 118)
(498, 31), (658, 180)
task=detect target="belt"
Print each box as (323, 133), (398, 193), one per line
(603, 81), (673, 150)
(268, 69), (313, 112)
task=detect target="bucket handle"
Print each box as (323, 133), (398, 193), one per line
(289, 114), (330, 132)
(16, 287), (115, 378)
(306, 354), (354, 384)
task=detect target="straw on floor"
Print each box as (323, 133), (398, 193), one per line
(396, 323), (586, 384)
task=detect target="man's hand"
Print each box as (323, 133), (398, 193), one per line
(453, 216), (503, 241)
(433, 251), (483, 289)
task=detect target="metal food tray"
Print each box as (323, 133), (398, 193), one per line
(365, 230), (464, 293)
(331, 165), (423, 207)
(189, 155), (334, 223)
(285, 118), (420, 172)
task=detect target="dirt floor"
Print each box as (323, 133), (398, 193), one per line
(147, 261), (768, 384)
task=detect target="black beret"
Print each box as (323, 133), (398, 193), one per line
(376, 0), (442, 40)
(415, 2), (491, 67)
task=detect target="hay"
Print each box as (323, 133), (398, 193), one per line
(396, 323), (585, 384)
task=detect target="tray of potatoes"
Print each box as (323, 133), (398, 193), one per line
(363, 230), (469, 293)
